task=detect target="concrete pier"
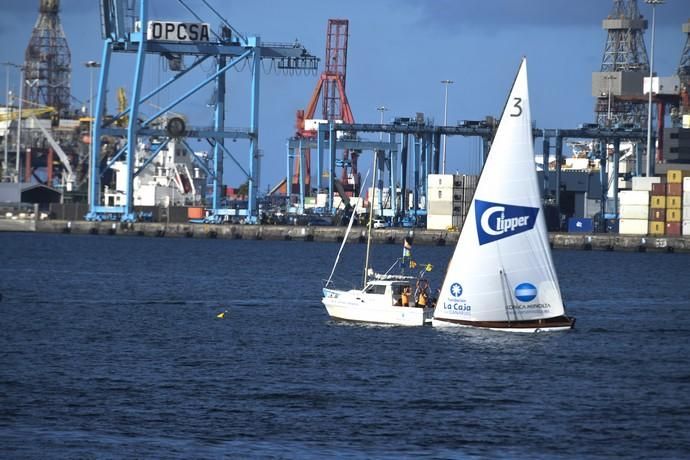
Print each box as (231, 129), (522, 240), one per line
(0, 219), (685, 253)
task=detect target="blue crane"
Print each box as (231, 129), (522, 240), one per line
(87, 0), (318, 222)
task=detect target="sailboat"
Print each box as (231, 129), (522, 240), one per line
(321, 156), (435, 326)
(432, 58), (575, 332)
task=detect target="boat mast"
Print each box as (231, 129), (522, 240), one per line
(363, 151), (378, 287)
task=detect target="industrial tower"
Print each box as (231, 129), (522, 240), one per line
(679, 20), (690, 114)
(24, 0), (72, 114)
(593, 0), (650, 127)
(293, 19), (355, 195)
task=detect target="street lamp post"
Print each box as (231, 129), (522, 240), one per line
(2, 62), (20, 181)
(15, 66), (24, 183)
(441, 79), (454, 174)
(645, 0), (663, 177)
(84, 60), (101, 203)
(376, 106), (388, 140)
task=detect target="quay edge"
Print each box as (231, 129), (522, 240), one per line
(0, 220), (688, 253)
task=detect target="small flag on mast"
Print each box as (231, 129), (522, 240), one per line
(403, 237), (412, 258)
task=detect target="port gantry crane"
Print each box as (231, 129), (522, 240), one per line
(289, 19), (356, 207)
(87, 0), (318, 222)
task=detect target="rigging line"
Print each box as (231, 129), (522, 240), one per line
(326, 168), (371, 287)
(262, 60), (271, 73)
(176, 0), (223, 42)
(499, 269), (517, 323)
(495, 240), (518, 321)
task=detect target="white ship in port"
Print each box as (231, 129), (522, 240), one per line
(103, 136), (207, 207)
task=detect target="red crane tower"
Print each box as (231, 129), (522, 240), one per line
(293, 19), (355, 194)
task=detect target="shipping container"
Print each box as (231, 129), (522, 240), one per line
(187, 207), (204, 219)
(667, 196), (682, 209)
(666, 209), (682, 222)
(427, 188), (453, 203)
(617, 178), (632, 190)
(683, 220), (690, 236)
(649, 208), (666, 221)
(632, 176), (661, 191)
(567, 217), (593, 233)
(427, 174), (454, 189)
(426, 214), (458, 230)
(652, 183), (666, 195)
(666, 222), (681, 237)
(651, 195), (666, 208)
(620, 205), (650, 219)
(667, 170), (688, 184)
(427, 201), (453, 215)
(618, 218), (649, 235)
(666, 183), (683, 196)
(649, 221), (665, 236)
(619, 190), (650, 206)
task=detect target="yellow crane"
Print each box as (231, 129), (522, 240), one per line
(116, 87), (129, 127)
(0, 106), (55, 122)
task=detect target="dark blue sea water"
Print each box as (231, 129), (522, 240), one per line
(1, 232), (690, 459)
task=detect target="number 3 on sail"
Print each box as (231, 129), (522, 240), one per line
(431, 58), (575, 332)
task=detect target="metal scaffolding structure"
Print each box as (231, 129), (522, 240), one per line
(291, 120), (648, 231)
(594, 0), (650, 128)
(87, 0), (318, 222)
(24, 0), (72, 114)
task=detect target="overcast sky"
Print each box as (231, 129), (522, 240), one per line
(1, 0), (688, 188)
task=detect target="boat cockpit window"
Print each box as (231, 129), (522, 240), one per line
(365, 284), (387, 295)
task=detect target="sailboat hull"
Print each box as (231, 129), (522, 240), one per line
(323, 287), (433, 326)
(432, 315), (575, 333)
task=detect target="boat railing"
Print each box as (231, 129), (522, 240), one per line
(372, 273), (415, 281)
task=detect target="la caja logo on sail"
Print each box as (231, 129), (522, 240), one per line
(475, 200), (539, 245)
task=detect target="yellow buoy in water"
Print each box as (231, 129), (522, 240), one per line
(216, 310), (228, 319)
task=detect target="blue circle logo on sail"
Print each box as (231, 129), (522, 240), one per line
(514, 283), (537, 302)
(450, 282), (463, 298)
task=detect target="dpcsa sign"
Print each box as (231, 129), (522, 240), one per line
(147, 21), (210, 42)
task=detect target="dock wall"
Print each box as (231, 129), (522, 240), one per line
(1, 220), (687, 253)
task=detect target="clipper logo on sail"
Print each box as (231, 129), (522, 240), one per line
(475, 200), (539, 245)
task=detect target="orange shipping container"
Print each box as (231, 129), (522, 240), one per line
(652, 183), (666, 195)
(649, 208), (666, 221)
(666, 209), (682, 222)
(666, 183), (683, 196)
(649, 221), (665, 236)
(667, 196), (682, 209)
(666, 222), (681, 236)
(187, 207), (204, 219)
(651, 196), (666, 208)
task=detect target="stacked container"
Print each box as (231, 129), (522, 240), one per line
(427, 174), (455, 230)
(619, 190), (651, 234)
(665, 170), (685, 236)
(426, 174), (478, 230)
(684, 176), (690, 236)
(649, 179), (666, 236)
(619, 177), (659, 235)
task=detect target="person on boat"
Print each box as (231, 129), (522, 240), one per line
(401, 286), (411, 307)
(415, 280), (429, 308)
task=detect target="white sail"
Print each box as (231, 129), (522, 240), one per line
(433, 58), (569, 330)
